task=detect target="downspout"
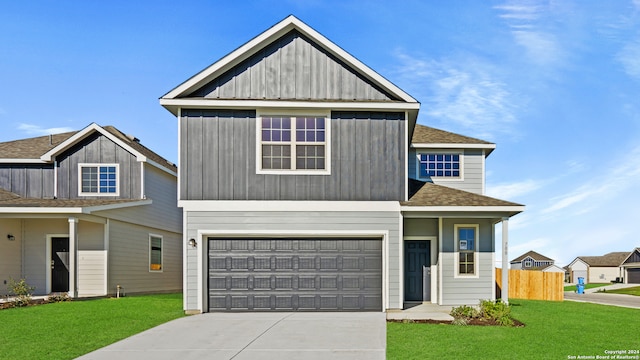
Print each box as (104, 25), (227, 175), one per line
(140, 162), (146, 199)
(53, 158), (58, 198)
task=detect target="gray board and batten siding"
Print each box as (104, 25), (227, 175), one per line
(56, 132), (142, 200)
(180, 110), (405, 201)
(187, 30), (397, 101)
(0, 164), (55, 198)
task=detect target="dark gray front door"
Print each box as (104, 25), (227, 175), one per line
(404, 241), (430, 302)
(51, 237), (70, 292)
(208, 238), (382, 311)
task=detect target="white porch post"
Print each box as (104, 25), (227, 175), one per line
(501, 217), (509, 304)
(68, 217), (79, 298)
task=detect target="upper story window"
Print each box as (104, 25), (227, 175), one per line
(258, 114), (330, 174)
(79, 164), (119, 196)
(419, 153), (460, 178)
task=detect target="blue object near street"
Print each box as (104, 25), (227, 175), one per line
(577, 277), (585, 294)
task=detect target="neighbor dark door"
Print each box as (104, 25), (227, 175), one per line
(51, 237), (70, 292)
(404, 241), (430, 302)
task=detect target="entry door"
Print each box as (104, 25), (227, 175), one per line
(404, 241), (431, 302)
(51, 237), (70, 292)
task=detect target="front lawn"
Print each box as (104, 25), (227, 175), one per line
(388, 300), (640, 359)
(0, 293), (184, 359)
(563, 283), (608, 292)
(601, 286), (640, 296)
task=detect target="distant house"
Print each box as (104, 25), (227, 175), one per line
(567, 252), (629, 284)
(510, 250), (556, 271)
(0, 123), (182, 298)
(621, 248), (640, 284)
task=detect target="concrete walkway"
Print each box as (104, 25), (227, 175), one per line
(77, 312), (386, 360)
(386, 302), (454, 321)
(565, 283), (640, 309)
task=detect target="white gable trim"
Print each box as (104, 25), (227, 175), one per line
(40, 123), (147, 162)
(161, 15), (417, 104)
(411, 143), (496, 150)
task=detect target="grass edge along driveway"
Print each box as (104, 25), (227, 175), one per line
(0, 293), (184, 360)
(388, 299), (640, 360)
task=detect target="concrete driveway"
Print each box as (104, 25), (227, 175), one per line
(77, 312), (386, 360)
(564, 284), (640, 309)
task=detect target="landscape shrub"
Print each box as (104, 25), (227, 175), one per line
(7, 278), (35, 308)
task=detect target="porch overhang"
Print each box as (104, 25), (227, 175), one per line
(0, 199), (152, 215)
(401, 206), (524, 219)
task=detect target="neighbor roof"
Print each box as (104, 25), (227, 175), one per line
(511, 250), (554, 263)
(0, 124), (176, 173)
(402, 179), (523, 210)
(577, 252), (630, 267)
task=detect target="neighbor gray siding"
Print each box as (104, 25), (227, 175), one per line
(184, 210), (401, 312)
(180, 110), (405, 201)
(189, 30), (396, 101)
(0, 164), (55, 198)
(108, 220), (182, 295)
(56, 132), (141, 199)
(408, 148), (484, 195)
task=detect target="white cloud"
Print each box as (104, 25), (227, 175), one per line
(392, 52), (518, 139)
(486, 179), (543, 199)
(616, 39), (640, 79)
(18, 123), (74, 136)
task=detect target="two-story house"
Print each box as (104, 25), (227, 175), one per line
(510, 250), (562, 272)
(0, 123), (182, 298)
(160, 15), (524, 313)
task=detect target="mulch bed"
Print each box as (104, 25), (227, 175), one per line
(387, 318), (525, 327)
(0, 298), (49, 310)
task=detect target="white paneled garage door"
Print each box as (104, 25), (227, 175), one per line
(208, 238), (382, 311)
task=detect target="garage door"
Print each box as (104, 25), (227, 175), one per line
(208, 238), (382, 311)
(628, 268), (640, 283)
(572, 270), (587, 283)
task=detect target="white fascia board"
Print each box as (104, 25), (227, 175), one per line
(160, 98), (419, 112)
(146, 159), (177, 177)
(411, 143), (496, 150)
(568, 257), (587, 268)
(161, 15), (418, 104)
(0, 207), (84, 214)
(83, 199), (152, 213)
(179, 200), (401, 212)
(41, 123), (147, 162)
(401, 206), (524, 218)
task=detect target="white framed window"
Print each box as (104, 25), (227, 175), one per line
(256, 111), (330, 175)
(416, 151), (463, 180)
(149, 234), (163, 272)
(454, 224), (479, 277)
(78, 163), (119, 196)
(524, 259), (533, 268)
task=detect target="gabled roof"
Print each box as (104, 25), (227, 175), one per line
(402, 179), (523, 216)
(411, 124), (496, 156)
(0, 123), (176, 174)
(511, 250), (554, 263)
(160, 15), (419, 115)
(621, 248), (640, 265)
(576, 252), (630, 267)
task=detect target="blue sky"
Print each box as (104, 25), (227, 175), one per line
(2, 1), (639, 266)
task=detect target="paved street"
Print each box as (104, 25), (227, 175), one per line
(564, 284), (640, 309)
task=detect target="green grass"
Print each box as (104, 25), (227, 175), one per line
(0, 293), (184, 359)
(387, 300), (640, 360)
(563, 283), (608, 292)
(600, 286), (640, 296)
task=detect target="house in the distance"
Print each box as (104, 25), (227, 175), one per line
(567, 252), (629, 284)
(0, 123), (182, 298)
(510, 250), (563, 272)
(621, 248), (640, 284)
(160, 15), (524, 313)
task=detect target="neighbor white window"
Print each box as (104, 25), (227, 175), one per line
(258, 114), (330, 174)
(149, 235), (163, 272)
(78, 164), (119, 196)
(524, 259), (533, 268)
(455, 224), (479, 276)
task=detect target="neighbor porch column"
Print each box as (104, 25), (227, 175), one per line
(501, 217), (509, 304)
(68, 217), (79, 298)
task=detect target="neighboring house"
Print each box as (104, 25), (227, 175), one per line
(510, 250), (555, 271)
(160, 15), (524, 313)
(621, 248), (640, 284)
(0, 123), (182, 298)
(567, 252), (629, 284)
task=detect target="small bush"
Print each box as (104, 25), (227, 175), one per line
(7, 278), (35, 307)
(450, 305), (479, 320)
(479, 299), (513, 326)
(46, 293), (71, 304)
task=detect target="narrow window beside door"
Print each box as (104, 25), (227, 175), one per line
(455, 225), (478, 276)
(149, 235), (163, 272)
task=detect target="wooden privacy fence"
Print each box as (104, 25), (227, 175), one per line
(496, 268), (564, 301)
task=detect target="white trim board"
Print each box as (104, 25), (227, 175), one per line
(179, 200), (401, 212)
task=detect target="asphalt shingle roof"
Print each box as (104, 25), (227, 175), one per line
(0, 188), (144, 208)
(511, 250), (554, 263)
(411, 124), (493, 145)
(403, 179), (522, 207)
(577, 252), (630, 267)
